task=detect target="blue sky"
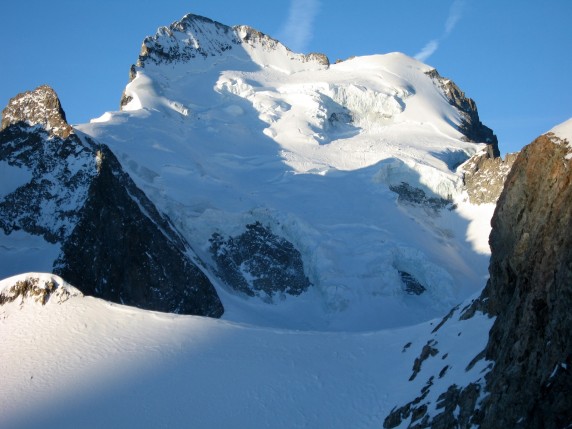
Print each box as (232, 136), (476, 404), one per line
(1, 0), (570, 155)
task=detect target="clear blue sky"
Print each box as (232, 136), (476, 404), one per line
(1, 0), (570, 155)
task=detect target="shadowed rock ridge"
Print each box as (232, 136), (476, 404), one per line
(426, 69), (512, 206)
(0, 86), (223, 317)
(426, 69), (499, 158)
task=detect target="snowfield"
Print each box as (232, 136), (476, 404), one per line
(0, 274), (493, 429)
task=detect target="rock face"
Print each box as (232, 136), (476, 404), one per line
(54, 143), (223, 316)
(0, 111), (95, 243)
(390, 182), (454, 212)
(1, 85), (72, 138)
(429, 65), (518, 206)
(426, 69), (499, 157)
(209, 222), (311, 301)
(0, 86), (223, 317)
(479, 132), (572, 428)
(0, 275), (79, 306)
(138, 14), (240, 66)
(462, 151), (518, 204)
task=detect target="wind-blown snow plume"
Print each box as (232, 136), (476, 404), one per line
(415, 0), (465, 62)
(277, 0), (320, 52)
(415, 40), (439, 62)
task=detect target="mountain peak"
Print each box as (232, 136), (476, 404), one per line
(133, 13), (329, 70)
(137, 14), (240, 67)
(1, 85), (72, 138)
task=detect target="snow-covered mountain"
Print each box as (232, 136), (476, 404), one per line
(74, 13), (501, 331)
(2, 12), (570, 429)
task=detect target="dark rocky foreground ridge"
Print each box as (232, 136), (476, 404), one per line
(0, 86), (223, 317)
(384, 129), (572, 428)
(479, 131), (572, 428)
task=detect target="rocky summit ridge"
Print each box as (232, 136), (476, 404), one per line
(1, 85), (73, 138)
(135, 13), (330, 69)
(426, 69), (499, 158)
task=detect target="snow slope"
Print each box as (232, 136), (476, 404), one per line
(76, 15), (494, 331)
(0, 274), (493, 429)
(550, 116), (572, 141)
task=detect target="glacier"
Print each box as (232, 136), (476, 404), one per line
(75, 14), (495, 331)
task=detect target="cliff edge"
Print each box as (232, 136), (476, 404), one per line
(480, 127), (572, 428)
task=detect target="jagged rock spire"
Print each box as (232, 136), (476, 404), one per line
(1, 85), (73, 138)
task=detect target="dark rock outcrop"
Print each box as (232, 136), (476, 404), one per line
(209, 222), (311, 300)
(409, 340), (439, 381)
(54, 143), (223, 316)
(462, 151), (518, 204)
(426, 69), (499, 157)
(390, 182), (454, 212)
(479, 131), (572, 428)
(1, 86), (223, 317)
(399, 270), (426, 295)
(303, 52), (330, 67)
(0, 117), (95, 243)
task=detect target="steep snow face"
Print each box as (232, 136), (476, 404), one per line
(78, 14), (494, 331)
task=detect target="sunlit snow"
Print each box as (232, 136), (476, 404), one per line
(75, 25), (493, 332)
(0, 274), (493, 429)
